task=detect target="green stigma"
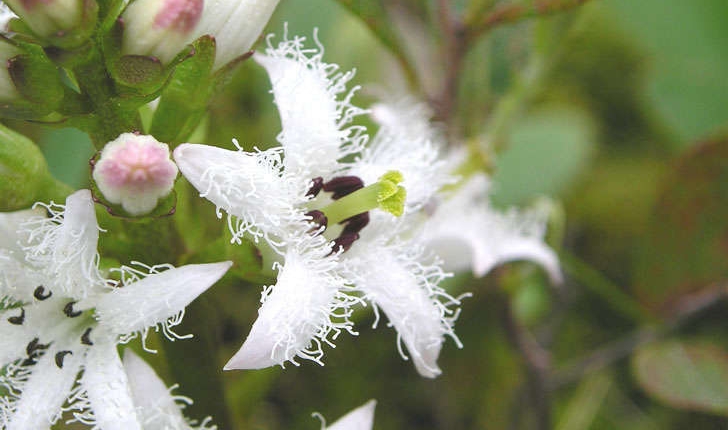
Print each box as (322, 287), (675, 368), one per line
(319, 170), (407, 225)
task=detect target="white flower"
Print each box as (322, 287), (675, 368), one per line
(0, 189), (231, 429)
(421, 172), (562, 284)
(315, 399), (376, 430)
(174, 33), (463, 377)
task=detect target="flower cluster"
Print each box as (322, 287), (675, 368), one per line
(0, 190), (230, 428)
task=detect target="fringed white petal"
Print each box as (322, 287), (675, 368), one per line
(4, 344), (82, 430)
(20, 189), (105, 299)
(326, 399), (377, 430)
(195, 0), (280, 70)
(256, 31), (367, 177)
(80, 343), (142, 430)
(346, 242), (461, 378)
(1, 209), (54, 302)
(174, 143), (308, 243)
(92, 261), (231, 342)
(424, 174), (562, 283)
(123, 349), (213, 430)
(225, 238), (357, 370)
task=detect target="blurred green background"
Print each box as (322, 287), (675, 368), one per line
(32, 0), (728, 428)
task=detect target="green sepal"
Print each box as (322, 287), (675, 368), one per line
(149, 36), (216, 145)
(7, 42), (64, 107)
(0, 123), (71, 210)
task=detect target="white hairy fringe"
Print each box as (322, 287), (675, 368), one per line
(196, 144), (310, 247)
(68, 379), (217, 430)
(263, 27), (369, 169)
(108, 262), (190, 353)
(19, 201), (105, 298)
(262, 234), (363, 367)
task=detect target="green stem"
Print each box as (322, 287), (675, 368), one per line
(560, 251), (654, 324)
(72, 44), (141, 146)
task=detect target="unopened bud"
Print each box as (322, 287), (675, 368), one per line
(121, 0), (203, 65)
(4, 0), (97, 48)
(0, 36), (63, 118)
(193, 0), (280, 70)
(92, 133), (178, 216)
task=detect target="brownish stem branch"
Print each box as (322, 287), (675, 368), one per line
(503, 300), (552, 430)
(433, 0), (468, 139)
(467, 0), (592, 42)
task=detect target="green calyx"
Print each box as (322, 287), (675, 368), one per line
(321, 170), (407, 225)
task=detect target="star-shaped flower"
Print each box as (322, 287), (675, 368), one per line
(173, 32), (464, 377)
(0, 190), (230, 429)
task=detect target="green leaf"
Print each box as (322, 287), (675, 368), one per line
(633, 340), (728, 415)
(491, 106), (596, 206)
(633, 138), (728, 309)
(150, 36), (216, 144)
(607, 0), (728, 143)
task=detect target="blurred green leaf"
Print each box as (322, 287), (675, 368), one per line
(37, 127), (94, 189)
(607, 0), (728, 143)
(491, 106), (595, 206)
(556, 372), (612, 430)
(633, 340), (728, 415)
(633, 138), (728, 309)
(330, 0), (418, 87)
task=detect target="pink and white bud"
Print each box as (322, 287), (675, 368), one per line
(92, 133), (178, 216)
(193, 0), (280, 70)
(4, 0), (85, 40)
(121, 0), (203, 64)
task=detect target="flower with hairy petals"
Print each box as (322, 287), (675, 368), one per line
(175, 33), (465, 378)
(0, 189), (231, 429)
(92, 133), (179, 216)
(314, 399), (377, 430)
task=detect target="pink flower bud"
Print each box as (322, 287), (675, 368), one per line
(92, 133), (178, 216)
(122, 0), (203, 64)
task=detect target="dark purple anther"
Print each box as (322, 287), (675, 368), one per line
(7, 307), (25, 325)
(33, 285), (52, 300)
(323, 176), (364, 200)
(305, 210), (328, 233)
(306, 177), (324, 198)
(330, 232), (360, 254)
(55, 350), (72, 369)
(341, 212), (370, 236)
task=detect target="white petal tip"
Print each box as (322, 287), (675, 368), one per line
(223, 340), (277, 371)
(327, 399), (377, 430)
